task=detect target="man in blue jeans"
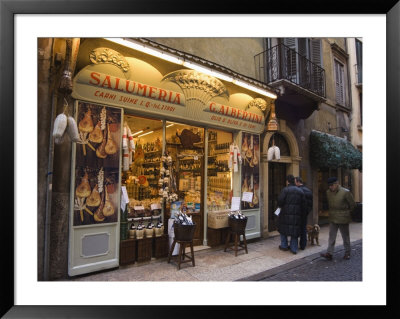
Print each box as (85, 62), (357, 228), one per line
(295, 177), (313, 250)
(277, 175), (306, 254)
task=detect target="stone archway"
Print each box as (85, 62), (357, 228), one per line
(260, 120), (301, 237)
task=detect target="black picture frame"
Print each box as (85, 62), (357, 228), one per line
(1, 0), (398, 317)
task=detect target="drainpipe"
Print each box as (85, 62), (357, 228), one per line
(43, 38), (57, 281)
(43, 91), (57, 281)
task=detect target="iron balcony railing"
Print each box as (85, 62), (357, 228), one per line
(255, 43), (326, 98)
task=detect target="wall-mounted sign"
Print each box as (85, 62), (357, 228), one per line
(72, 48), (267, 133)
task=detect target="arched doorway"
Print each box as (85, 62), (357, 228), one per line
(261, 121), (301, 237)
(267, 134), (290, 231)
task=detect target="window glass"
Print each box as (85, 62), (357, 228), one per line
(241, 133), (260, 210)
(123, 115), (163, 215)
(166, 121), (204, 213)
(207, 129), (233, 211)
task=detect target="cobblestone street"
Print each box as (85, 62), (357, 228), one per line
(259, 240), (362, 281)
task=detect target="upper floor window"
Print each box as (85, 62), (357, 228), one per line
(334, 59), (346, 106)
(355, 39), (362, 84)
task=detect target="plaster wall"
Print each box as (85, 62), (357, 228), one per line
(148, 38), (265, 79)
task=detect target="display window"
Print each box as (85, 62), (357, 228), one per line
(207, 129), (233, 211)
(241, 133), (260, 210)
(122, 115), (163, 221)
(165, 121), (204, 213)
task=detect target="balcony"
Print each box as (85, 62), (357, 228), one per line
(255, 43), (326, 120)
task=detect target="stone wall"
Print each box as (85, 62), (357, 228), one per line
(38, 38), (72, 280)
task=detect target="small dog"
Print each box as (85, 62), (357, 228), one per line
(306, 224), (320, 246)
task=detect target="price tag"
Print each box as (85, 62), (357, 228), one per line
(231, 197), (240, 211)
(242, 192), (253, 203)
(134, 206), (145, 211)
(194, 155), (198, 161)
(151, 203), (161, 210)
(186, 202), (194, 208)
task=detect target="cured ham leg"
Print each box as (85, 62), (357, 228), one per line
(105, 124), (118, 155)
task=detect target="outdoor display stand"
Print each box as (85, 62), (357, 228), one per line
(119, 238), (136, 265)
(136, 238), (153, 262)
(153, 234), (169, 258)
(168, 222), (196, 270)
(224, 213), (248, 257)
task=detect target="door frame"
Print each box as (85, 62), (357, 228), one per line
(261, 120), (301, 238)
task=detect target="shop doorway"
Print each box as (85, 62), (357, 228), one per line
(268, 162), (286, 232)
(165, 121), (205, 246)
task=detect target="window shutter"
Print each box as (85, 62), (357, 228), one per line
(310, 39), (323, 94)
(283, 38), (296, 49)
(310, 39), (322, 66)
(297, 38), (308, 57)
(335, 60), (345, 105)
(283, 38), (297, 81)
(355, 39), (362, 83)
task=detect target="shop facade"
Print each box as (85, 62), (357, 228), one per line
(63, 38), (278, 276)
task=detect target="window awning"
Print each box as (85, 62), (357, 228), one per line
(310, 130), (362, 171)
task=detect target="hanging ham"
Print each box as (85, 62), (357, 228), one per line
(78, 108), (94, 133)
(95, 134), (107, 158)
(93, 191), (105, 222)
(89, 121), (103, 144)
(86, 184), (101, 207)
(102, 187), (115, 217)
(105, 124), (118, 155)
(75, 172), (91, 198)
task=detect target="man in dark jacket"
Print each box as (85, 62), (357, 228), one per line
(277, 174), (306, 254)
(295, 177), (313, 250)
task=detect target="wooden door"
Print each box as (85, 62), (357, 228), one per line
(268, 162), (286, 232)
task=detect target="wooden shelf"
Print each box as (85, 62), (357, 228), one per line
(144, 150), (162, 154)
(142, 161), (161, 165)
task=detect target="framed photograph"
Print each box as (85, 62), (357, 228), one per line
(3, 0), (398, 317)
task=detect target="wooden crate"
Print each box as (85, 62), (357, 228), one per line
(207, 227), (222, 247)
(136, 238), (152, 262)
(153, 234), (169, 258)
(207, 211), (229, 229)
(208, 227), (231, 247)
(119, 239), (136, 265)
(221, 227), (233, 244)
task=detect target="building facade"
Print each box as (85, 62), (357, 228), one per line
(37, 37), (361, 280)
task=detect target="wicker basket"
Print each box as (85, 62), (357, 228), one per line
(228, 217), (247, 233)
(145, 228), (154, 238)
(173, 222), (196, 241)
(155, 226), (164, 237)
(208, 211), (229, 229)
(128, 229), (136, 239)
(136, 228), (144, 239)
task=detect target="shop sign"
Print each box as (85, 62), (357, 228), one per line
(73, 69), (186, 118)
(73, 60), (266, 133)
(205, 102), (265, 132)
